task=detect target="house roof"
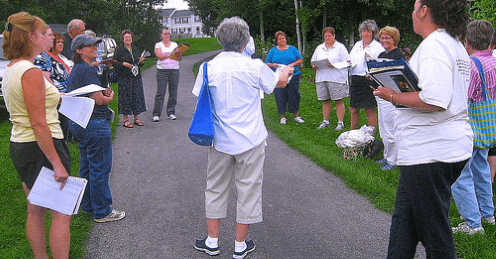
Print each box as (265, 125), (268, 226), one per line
(171, 10), (194, 18)
(48, 24), (67, 34)
(158, 8), (175, 17)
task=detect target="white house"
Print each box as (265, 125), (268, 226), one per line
(157, 8), (207, 38)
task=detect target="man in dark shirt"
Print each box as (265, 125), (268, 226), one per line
(61, 19), (85, 60)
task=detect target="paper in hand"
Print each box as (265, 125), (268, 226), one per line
(141, 50), (151, 58)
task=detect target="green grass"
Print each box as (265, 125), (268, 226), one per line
(171, 37), (223, 56)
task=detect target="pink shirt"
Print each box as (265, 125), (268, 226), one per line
(468, 50), (496, 102)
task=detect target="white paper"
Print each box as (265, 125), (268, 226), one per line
(59, 96), (95, 128)
(275, 65), (293, 83)
(64, 84), (106, 97)
(27, 167), (87, 215)
(331, 60), (351, 69)
(311, 59), (330, 69)
(141, 50), (151, 58)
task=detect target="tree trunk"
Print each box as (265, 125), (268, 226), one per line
(299, 0), (306, 55)
(260, 11), (265, 42)
(294, 0), (302, 54)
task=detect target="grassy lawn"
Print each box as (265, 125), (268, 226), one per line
(1, 38), (495, 258)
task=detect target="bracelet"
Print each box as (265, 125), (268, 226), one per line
(389, 93), (395, 104)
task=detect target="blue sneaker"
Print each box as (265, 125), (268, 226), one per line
(233, 239), (255, 259)
(375, 158), (387, 164)
(194, 238), (220, 256)
(380, 164), (396, 171)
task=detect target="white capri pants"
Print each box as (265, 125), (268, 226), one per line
(205, 141), (266, 224)
(376, 97), (398, 166)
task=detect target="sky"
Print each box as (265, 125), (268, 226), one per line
(160, 0), (190, 10)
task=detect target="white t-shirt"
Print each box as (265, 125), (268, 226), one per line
(395, 29), (473, 166)
(155, 41), (179, 69)
(349, 39), (384, 76)
(311, 41), (349, 83)
(192, 51), (278, 155)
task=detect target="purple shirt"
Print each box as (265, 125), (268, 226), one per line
(468, 50), (496, 102)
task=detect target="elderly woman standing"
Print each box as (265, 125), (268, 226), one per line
(311, 27), (349, 130)
(349, 20), (385, 133)
(374, 26), (405, 171)
(192, 17), (293, 258)
(113, 29), (146, 128)
(2, 12), (72, 258)
(373, 0), (472, 257)
(266, 31), (305, 124)
(68, 34), (125, 223)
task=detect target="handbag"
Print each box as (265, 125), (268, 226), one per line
(468, 57), (496, 149)
(109, 71), (119, 83)
(188, 62), (214, 146)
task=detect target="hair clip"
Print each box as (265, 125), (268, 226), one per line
(5, 22), (13, 32)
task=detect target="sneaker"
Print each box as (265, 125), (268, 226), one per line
(153, 116), (160, 122)
(94, 209), (126, 223)
(194, 238), (220, 256)
(233, 239), (255, 259)
(334, 122), (344, 130)
(375, 158), (388, 164)
(452, 222), (485, 234)
(168, 114), (177, 120)
(380, 164), (396, 171)
(317, 121), (330, 129)
(280, 118), (287, 124)
(294, 116), (305, 123)
(483, 216), (496, 225)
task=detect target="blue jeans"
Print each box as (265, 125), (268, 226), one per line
(452, 148), (494, 228)
(70, 119), (113, 219)
(387, 160), (466, 259)
(153, 69), (180, 117)
(274, 74), (300, 114)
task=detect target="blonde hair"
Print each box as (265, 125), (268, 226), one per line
(379, 26), (400, 46)
(275, 31), (287, 41)
(2, 11), (47, 60)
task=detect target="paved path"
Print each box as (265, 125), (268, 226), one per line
(85, 51), (425, 258)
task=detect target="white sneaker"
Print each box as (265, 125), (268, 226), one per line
(94, 209), (126, 223)
(294, 116), (305, 123)
(317, 121), (330, 129)
(483, 216), (496, 225)
(168, 114), (177, 120)
(153, 116), (160, 122)
(280, 118), (287, 124)
(452, 222), (485, 234)
(334, 122), (345, 130)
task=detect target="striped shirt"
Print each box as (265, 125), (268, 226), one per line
(468, 50), (496, 102)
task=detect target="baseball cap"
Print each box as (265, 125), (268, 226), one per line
(71, 34), (102, 51)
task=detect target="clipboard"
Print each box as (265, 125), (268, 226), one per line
(170, 43), (190, 60)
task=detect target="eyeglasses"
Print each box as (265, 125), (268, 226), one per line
(380, 36), (393, 40)
(163, 33), (170, 35)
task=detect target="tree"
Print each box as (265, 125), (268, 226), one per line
(471, 0), (496, 26)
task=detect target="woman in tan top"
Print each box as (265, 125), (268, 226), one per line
(2, 12), (72, 258)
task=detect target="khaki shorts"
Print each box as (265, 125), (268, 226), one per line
(205, 142), (266, 224)
(316, 81), (349, 101)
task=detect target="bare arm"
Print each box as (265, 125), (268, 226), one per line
(90, 88), (114, 105)
(275, 66), (294, 88)
(155, 47), (170, 60)
(22, 68), (69, 188)
(288, 58), (303, 67)
(373, 86), (443, 112)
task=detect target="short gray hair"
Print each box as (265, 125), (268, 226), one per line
(67, 19), (84, 33)
(215, 16), (249, 52)
(466, 20), (494, 51)
(359, 19), (379, 39)
(85, 30), (96, 38)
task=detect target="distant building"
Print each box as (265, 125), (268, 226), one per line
(157, 8), (207, 38)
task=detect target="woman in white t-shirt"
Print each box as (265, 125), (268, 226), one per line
(373, 0), (472, 257)
(152, 29), (182, 122)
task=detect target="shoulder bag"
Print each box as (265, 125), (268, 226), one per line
(188, 62), (214, 146)
(469, 57), (496, 149)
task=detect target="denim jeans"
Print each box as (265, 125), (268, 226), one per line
(452, 148), (494, 228)
(274, 74), (300, 114)
(70, 119), (113, 219)
(387, 160), (466, 259)
(153, 69), (180, 117)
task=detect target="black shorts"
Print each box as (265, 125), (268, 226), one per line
(349, 75), (377, 109)
(10, 139), (71, 189)
(489, 147), (496, 157)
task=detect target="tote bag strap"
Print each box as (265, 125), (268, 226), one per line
(471, 57), (488, 101)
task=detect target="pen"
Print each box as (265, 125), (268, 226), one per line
(370, 86), (377, 91)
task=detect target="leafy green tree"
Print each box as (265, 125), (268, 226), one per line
(471, 0), (496, 26)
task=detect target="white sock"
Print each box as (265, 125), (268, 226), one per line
(323, 120), (330, 124)
(234, 240), (247, 253)
(206, 236), (218, 248)
(338, 121), (344, 125)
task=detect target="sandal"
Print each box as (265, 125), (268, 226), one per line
(123, 120), (134, 128)
(134, 119), (144, 126)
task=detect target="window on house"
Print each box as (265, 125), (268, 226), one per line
(175, 18), (181, 24)
(195, 17), (201, 23)
(182, 17), (189, 23)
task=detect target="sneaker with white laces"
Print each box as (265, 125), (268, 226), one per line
(168, 114), (177, 120)
(194, 238), (220, 256)
(452, 222), (485, 234)
(280, 118), (287, 124)
(233, 239), (255, 259)
(334, 122), (344, 130)
(294, 116), (305, 123)
(94, 209), (126, 223)
(153, 116), (160, 122)
(317, 121), (330, 129)
(483, 216), (496, 225)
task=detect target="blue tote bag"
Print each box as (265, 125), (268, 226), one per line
(469, 57), (496, 149)
(188, 62), (214, 146)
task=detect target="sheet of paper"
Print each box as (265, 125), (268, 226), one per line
(27, 167), (87, 215)
(59, 96), (95, 128)
(64, 84), (106, 97)
(331, 60), (351, 69)
(141, 50), (151, 58)
(310, 59), (330, 69)
(275, 65), (293, 83)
